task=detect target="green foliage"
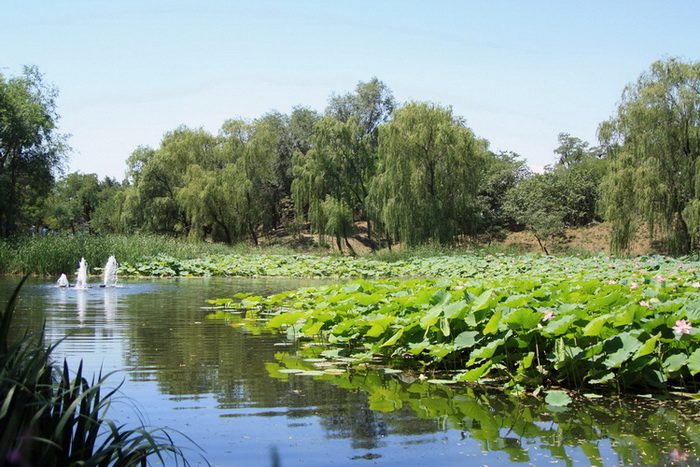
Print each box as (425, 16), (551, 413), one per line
(477, 151), (531, 238)
(294, 78), (393, 246)
(600, 57), (700, 254)
(554, 132), (598, 168)
(292, 116), (373, 243)
(503, 173), (568, 253)
(370, 102), (488, 246)
(325, 77), (395, 145)
(215, 254), (700, 395)
(503, 160), (605, 253)
(121, 118), (291, 245)
(0, 279), (191, 465)
(123, 128), (211, 236)
(0, 66), (68, 237)
(43, 173), (122, 234)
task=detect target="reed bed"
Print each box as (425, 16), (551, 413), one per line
(0, 234), (239, 276)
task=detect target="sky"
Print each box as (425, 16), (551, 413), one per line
(2, 1), (699, 179)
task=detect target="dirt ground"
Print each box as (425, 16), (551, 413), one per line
(258, 221), (655, 257)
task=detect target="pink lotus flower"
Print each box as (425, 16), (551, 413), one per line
(608, 279), (617, 284)
(639, 300), (651, 307)
(630, 282), (639, 289)
(655, 274), (667, 282)
(542, 310), (555, 321)
(692, 282), (700, 288)
(672, 319), (692, 335)
(454, 285), (466, 290)
(670, 449), (689, 462)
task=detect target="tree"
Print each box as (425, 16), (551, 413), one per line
(370, 102), (488, 246)
(292, 78), (396, 247)
(292, 116), (373, 249)
(502, 173), (567, 254)
(89, 176), (123, 233)
(0, 66), (68, 236)
(502, 166), (603, 254)
(599, 58), (700, 254)
(122, 126), (217, 236)
(216, 117), (279, 245)
(326, 77), (395, 144)
(254, 108), (320, 230)
(46, 172), (100, 233)
(477, 151), (531, 239)
(554, 133), (593, 168)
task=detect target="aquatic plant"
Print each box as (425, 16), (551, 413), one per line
(211, 254), (700, 395)
(0, 278), (195, 465)
(264, 357), (700, 465)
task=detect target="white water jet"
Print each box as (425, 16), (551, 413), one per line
(103, 255), (118, 287)
(75, 258), (88, 289)
(56, 273), (69, 287)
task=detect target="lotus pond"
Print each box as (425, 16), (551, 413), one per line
(6, 253), (700, 465)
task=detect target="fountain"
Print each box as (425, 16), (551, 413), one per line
(74, 258), (88, 289)
(56, 273), (69, 287)
(57, 256), (119, 289)
(102, 255), (118, 287)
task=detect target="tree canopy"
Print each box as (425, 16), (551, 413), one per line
(0, 66), (67, 236)
(36, 65), (700, 256)
(599, 57), (700, 254)
(370, 102), (488, 246)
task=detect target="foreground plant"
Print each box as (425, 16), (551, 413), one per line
(0, 278), (195, 466)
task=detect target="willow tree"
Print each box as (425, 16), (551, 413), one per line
(599, 58), (700, 254)
(370, 102), (488, 246)
(122, 127), (217, 235)
(216, 118), (278, 245)
(292, 79), (395, 248)
(291, 116), (373, 247)
(178, 164), (239, 243)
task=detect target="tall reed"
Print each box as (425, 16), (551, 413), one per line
(0, 234), (239, 276)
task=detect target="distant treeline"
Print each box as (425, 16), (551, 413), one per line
(3, 58), (700, 254)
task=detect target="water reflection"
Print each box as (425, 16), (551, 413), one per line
(269, 352), (700, 465)
(3, 276), (700, 466)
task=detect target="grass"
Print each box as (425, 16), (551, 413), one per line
(0, 277), (198, 465)
(0, 234), (243, 276)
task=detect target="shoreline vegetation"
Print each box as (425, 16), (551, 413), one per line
(0, 222), (654, 277)
(4, 229), (700, 399)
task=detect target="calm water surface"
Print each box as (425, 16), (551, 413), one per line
(4, 276), (700, 466)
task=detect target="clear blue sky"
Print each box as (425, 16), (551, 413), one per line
(3, 1), (699, 179)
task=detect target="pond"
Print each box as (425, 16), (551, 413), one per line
(4, 276), (700, 466)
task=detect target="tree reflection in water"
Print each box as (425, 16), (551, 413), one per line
(7, 277), (700, 465)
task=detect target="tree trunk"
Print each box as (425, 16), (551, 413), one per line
(671, 211), (691, 254)
(533, 233), (549, 255)
(344, 234), (356, 256)
(335, 235), (343, 254)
